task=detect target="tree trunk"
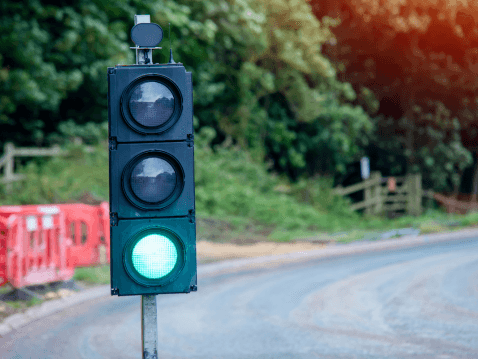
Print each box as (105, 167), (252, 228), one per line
(452, 170), (462, 200)
(471, 151), (478, 202)
(404, 33), (419, 173)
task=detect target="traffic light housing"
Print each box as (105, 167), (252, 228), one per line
(108, 63), (196, 296)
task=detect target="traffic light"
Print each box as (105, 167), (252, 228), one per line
(108, 22), (196, 296)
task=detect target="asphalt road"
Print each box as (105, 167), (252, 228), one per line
(2, 237), (478, 359)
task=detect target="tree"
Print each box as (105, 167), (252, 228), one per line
(158, 0), (374, 178)
(0, 0), (142, 146)
(1, 0), (374, 184)
(310, 0), (477, 193)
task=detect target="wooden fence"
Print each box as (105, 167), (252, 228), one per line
(335, 171), (423, 216)
(0, 140), (95, 192)
(423, 191), (478, 215)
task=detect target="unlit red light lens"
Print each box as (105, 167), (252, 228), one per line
(129, 82), (174, 127)
(131, 234), (178, 279)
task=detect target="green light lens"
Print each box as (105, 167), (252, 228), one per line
(131, 234), (178, 279)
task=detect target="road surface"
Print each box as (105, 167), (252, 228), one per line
(2, 237), (478, 358)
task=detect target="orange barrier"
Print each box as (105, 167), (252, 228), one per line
(0, 202), (109, 288)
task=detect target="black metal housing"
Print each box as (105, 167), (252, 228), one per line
(110, 142), (194, 218)
(108, 63), (196, 296)
(108, 64), (193, 143)
(110, 218), (196, 296)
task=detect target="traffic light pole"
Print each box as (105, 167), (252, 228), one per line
(134, 15), (159, 359)
(142, 295), (158, 359)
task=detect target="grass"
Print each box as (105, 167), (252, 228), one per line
(4, 297), (42, 309)
(73, 265), (110, 285)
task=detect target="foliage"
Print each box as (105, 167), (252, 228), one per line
(194, 126), (350, 231)
(262, 90), (373, 179)
(287, 175), (358, 218)
(0, 139), (108, 205)
(48, 119), (108, 145)
(371, 101), (473, 191)
(4, 0), (478, 244)
(0, 0), (138, 146)
(310, 0), (478, 191)
(1, 0), (372, 185)
(310, 0), (478, 108)
(158, 0), (369, 175)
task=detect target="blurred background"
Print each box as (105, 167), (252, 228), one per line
(2, 0), (478, 242)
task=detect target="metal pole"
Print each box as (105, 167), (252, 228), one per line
(142, 295), (158, 359)
(134, 14), (160, 359)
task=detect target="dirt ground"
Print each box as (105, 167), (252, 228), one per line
(196, 240), (327, 263)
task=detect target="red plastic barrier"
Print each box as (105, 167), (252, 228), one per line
(0, 205), (73, 288)
(0, 202), (109, 288)
(99, 201), (111, 262)
(0, 215), (10, 287)
(56, 203), (109, 267)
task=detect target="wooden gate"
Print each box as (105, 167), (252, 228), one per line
(335, 172), (422, 216)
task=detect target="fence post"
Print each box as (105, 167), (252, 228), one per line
(414, 173), (422, 216)
(406, 173), (422, 216)
(364, 177), (372, 215)
(406, 174), (413, 215)
(372, 172), (383, 215)
(4, 142), (15, 193)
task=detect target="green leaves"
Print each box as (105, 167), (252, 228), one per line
(373, 109), (473, 192)
(2, 0), (375, 192)
(0, 0), (134, 146)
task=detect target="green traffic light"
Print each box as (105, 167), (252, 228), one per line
(131, 233), (178, 279)
(108, 64), (196, 296)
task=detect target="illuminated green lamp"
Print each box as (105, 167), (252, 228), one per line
(124, 227), (185, 286)
(132, 234), (178, 279)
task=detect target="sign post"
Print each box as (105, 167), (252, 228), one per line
(360, 157), (370, 180)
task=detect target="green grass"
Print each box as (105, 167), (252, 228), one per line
(4, 297), (42, 309)
(73, 265), (110, 285)
(1, 124), (478, 248)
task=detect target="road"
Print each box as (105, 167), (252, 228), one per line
(2, 237), (478, 359)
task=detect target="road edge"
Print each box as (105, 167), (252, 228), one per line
(1, 227), (478, 337)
